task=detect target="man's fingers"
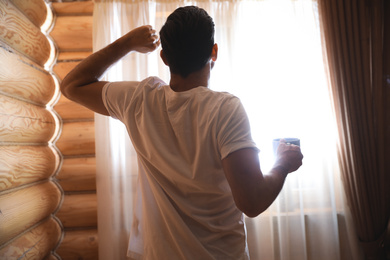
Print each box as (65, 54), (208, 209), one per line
(150, 28), (157, 34)
(129, 25), (161, 53)
(151, 34), (159, 42)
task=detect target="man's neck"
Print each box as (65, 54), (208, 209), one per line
(169, 64), (211, 92)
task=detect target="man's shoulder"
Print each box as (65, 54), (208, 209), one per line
(198, 87), (238, 102)
(209, 89), (241, 107)
(140, 76), (167, 88)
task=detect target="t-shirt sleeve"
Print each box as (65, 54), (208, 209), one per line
(217, 96), (259, 160)
(102, 81), (140, 121)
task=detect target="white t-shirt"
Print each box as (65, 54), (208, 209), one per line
(102, 76), (258, 260)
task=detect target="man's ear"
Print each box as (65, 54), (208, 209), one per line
(211, 43), (218, 62)
(160, 50), (169, 65)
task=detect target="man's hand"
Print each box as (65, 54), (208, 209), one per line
(274, 139), (303, 174)
(127, 25), (160, 54)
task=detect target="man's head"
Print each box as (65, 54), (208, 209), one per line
(159, 6), (215, 78)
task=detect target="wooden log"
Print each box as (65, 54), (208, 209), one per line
(56, 193), (97, 228)
(0, 218), (61, 259)
(50, 16), (92, 52)
(0, 181), (61, 245)
(53, 61), (78, 80)
(0, 0), (50, 66)
(57, 51), (92, 62)
(52, 1), (94, 16)
(57, 157), (96, 192)
(55, 94), (94, 121)
(56, 121), (95, 156)
(0, 95), (56, 144)
(0, 145), (60, 192)
(10, 0), (48, 27)
(0, 47), (55, 106)
(56, 229), (98, 260)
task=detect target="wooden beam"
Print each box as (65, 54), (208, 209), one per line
(0, 181), (61, 245)
(0, 218), (61, 259)
(0, 47), (56, 106)
(50, 16), (92, 52)
(0, 0), (50, 66)
(56, 193), (97, 228)
(10, 0), (48, 27)
(52, 1), (94, 17)
(57, 51), (92, 62)
(56, 121), (95, 156)
(0, 95), (56, 144)
(56, 229), (98, 260)
(53, 61), (77, 81)
(0, 145), (60, 192)
(55, 94), (94, 121)
(57, 157), (96, 192)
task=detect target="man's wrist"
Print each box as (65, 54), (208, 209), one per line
(272, 165), (289, 178)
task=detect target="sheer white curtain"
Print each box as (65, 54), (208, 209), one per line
(93, 1), (362, 259)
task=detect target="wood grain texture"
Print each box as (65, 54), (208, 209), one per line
(52, 1), (93, 16)
(53, 60), (77, 80)
(56, 193), (97, 228)
(56, 121), (95, 156)
(0, 47), (56, 106)
(57, 51), (92, 61)
(55, 94), (94, 121)
(0, 218), (61, 259)
(44, 2), (99, 258)
(57, 157), (96, 192)
(0, 0), (50, 66)
(10, 0), (48, 27)
(0, 145), (60, 192)
(0, 95), (56, 143)
(0, 181), (61, 245)
(56, 229), (98, 260)
(50, 16), (92, 51)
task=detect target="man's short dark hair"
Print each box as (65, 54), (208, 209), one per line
(159, 6), (215, 78)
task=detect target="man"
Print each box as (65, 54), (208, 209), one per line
(61, 6), (303, 260)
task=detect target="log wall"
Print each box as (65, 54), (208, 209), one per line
(0, 0), (62, 259)
(49, 1), (98, 259)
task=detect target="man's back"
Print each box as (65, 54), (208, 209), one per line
(60, 6), (303, 259)
(103, 76), (257, 259)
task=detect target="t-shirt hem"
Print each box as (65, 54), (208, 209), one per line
(221, 142), (259, 160)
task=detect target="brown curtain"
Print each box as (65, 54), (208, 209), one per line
(317, 0), (390, 259)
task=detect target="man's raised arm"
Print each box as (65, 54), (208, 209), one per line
(60, 25), (160, 116)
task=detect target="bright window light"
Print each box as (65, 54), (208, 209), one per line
(210, 1), (338, 176)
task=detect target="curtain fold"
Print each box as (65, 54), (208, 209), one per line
(93, 0), (362, 259)
(93, 3), (151, 260)
(317, 0), (390, 259)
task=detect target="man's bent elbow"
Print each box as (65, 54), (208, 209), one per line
(60, 73), (87, 101)
(60, 83), (74, 101)
(60, 83), (84, 105)
(60, 76), (84, 102)
(241, 207), (264, 218)
(236, 201), (267, 218)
